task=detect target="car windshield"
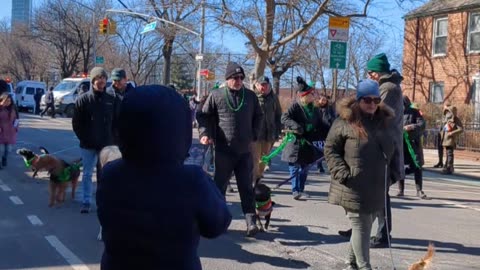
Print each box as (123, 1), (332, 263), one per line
(54, 81), (78, 91)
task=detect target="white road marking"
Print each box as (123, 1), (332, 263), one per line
(45, 235), (90, 270)
(9, 196), (24, 205)
(0, 184), (12, 192)
(27, 215), (44, 226)
(438, 200), (480, 212)
(37, 129), (49, 132)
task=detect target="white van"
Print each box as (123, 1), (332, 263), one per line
(15, 80), (46, 111)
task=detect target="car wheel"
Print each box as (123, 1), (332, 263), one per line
(65, 104), (75, 118)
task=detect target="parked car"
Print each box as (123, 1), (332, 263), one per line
(15, 80), (46, 112)
(40, 77), (135, 118)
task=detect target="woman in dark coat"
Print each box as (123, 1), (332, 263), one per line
(324, 79), (395, 270)
(398, 95), (427, 198)
(281, 77), (329, 200)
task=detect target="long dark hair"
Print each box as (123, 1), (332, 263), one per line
(0, 93), (15, 118)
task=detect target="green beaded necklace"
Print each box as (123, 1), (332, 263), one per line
(224, 87), (245, 112)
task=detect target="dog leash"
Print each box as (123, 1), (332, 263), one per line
(47, 146), (79, 155)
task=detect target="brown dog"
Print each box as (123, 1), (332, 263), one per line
(17, 147), (81, 207)
(408, 243), (435, 270)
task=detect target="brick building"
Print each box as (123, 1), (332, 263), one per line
(402, 0), (480, 105)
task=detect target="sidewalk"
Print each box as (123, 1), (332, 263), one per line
(422, 148), (480, 181)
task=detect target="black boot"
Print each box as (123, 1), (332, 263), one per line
(245, 214), (259, 237)
(396, 180), (404, 197)
(338, 228), (352, 238)
(433, 162), (443, 168)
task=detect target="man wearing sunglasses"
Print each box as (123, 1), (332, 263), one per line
(366, 53), (404, 249)
(197, 62), (263, 237)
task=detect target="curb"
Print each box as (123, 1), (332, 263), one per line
(423, 167), (480, 182)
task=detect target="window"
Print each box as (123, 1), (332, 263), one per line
(433, 17), (448, 55)
(26, 87), (35, 95)
(468, 13), (480, 52)
(430, 82), (444, 103)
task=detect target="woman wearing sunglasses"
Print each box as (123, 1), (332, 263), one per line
(324, 79), (395, 270)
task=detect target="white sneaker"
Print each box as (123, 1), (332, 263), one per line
(300, 192), (310, 198)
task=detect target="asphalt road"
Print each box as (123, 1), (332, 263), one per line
(0, 113), (479, 270)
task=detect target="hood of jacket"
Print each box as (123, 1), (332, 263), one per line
(379, 69), (403, 86)
(443, 105), (457, 117)
(118, 85), (192, 166)
(336, 96), (394, 123)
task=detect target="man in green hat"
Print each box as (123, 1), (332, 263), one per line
(367, 53), (404, 249)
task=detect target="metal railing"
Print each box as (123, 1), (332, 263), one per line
(423, 122), (480, 151)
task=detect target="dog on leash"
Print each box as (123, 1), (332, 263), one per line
(254, 178), (275, 231)
(17, 147), (81, 207)
(97, 145), (122, 241)
(408, 243), (435, 270)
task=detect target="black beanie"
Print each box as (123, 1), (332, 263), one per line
(225, 62), (245, 80)
(296, 76), (312, 94)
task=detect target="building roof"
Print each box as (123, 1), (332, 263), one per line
(404, 0), (480, 20)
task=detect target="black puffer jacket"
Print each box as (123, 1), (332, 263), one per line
(281, 102), (330, 165)
(324, 97), (395, 213)
(72, 90), (120, 150)
(97, 85), (231, 270)
(197, 86), (262, 154)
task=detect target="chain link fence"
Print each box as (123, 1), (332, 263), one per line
(423, 122), (480, 151)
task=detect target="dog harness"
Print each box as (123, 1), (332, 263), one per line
(58, 163), (82, 183)
(24, 157), (35, 168)
(256, 198), (273, 217)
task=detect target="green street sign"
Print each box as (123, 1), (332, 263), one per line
(95, 56), (104, 64)
(329, 41), (347, 69)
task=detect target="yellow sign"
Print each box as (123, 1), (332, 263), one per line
(329, 17), (350, 29)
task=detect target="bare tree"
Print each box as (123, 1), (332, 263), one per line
(212, 0), (372, 86)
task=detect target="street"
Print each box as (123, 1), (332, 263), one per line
(0, 113), (479, 270)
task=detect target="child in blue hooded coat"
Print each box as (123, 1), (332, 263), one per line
(97, 85), (232, 270)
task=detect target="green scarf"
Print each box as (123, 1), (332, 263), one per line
(302, 103), (314, 132)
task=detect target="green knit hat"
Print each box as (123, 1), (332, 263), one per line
(367, 53), (390, 73)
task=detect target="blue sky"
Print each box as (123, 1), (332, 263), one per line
(0, 1), (425, 57)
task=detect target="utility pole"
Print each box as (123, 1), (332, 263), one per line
(196, 0), (206, 98)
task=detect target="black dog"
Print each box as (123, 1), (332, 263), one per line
(254, 179), (275, 231)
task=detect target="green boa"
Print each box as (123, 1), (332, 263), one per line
(260, 133), (296, 164)
(404, 131), (420, 169)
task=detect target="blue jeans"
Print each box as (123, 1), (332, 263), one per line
(0, 144), (10, 160)
(80, 148), (99, 205)
(347, 211), (375, 270)
(288, 163), (310, 193)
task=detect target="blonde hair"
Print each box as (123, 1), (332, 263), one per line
(99, 145), (122, 168)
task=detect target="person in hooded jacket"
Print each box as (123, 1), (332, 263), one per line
(366, 53), (403, 248)
(315, 93), (336, 173)
(324, 79), (395, 270)
(97, 85), (231, 270)
(439, 104), (463, 174)
(398, 95), (427, 199)
(72, 67), (121, 214)
(251, 75), (282, 184)
(281, 76), (329, 200)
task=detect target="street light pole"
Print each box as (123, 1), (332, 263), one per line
(196, 0), (206, 98)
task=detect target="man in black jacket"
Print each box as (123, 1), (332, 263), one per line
(109, 68), (134, 99)
(72, 67), (121, 214)
(197, 62), (263, 237)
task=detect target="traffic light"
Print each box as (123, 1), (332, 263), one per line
(108, 19), (117, 34)
(99, 18), (108, 35)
